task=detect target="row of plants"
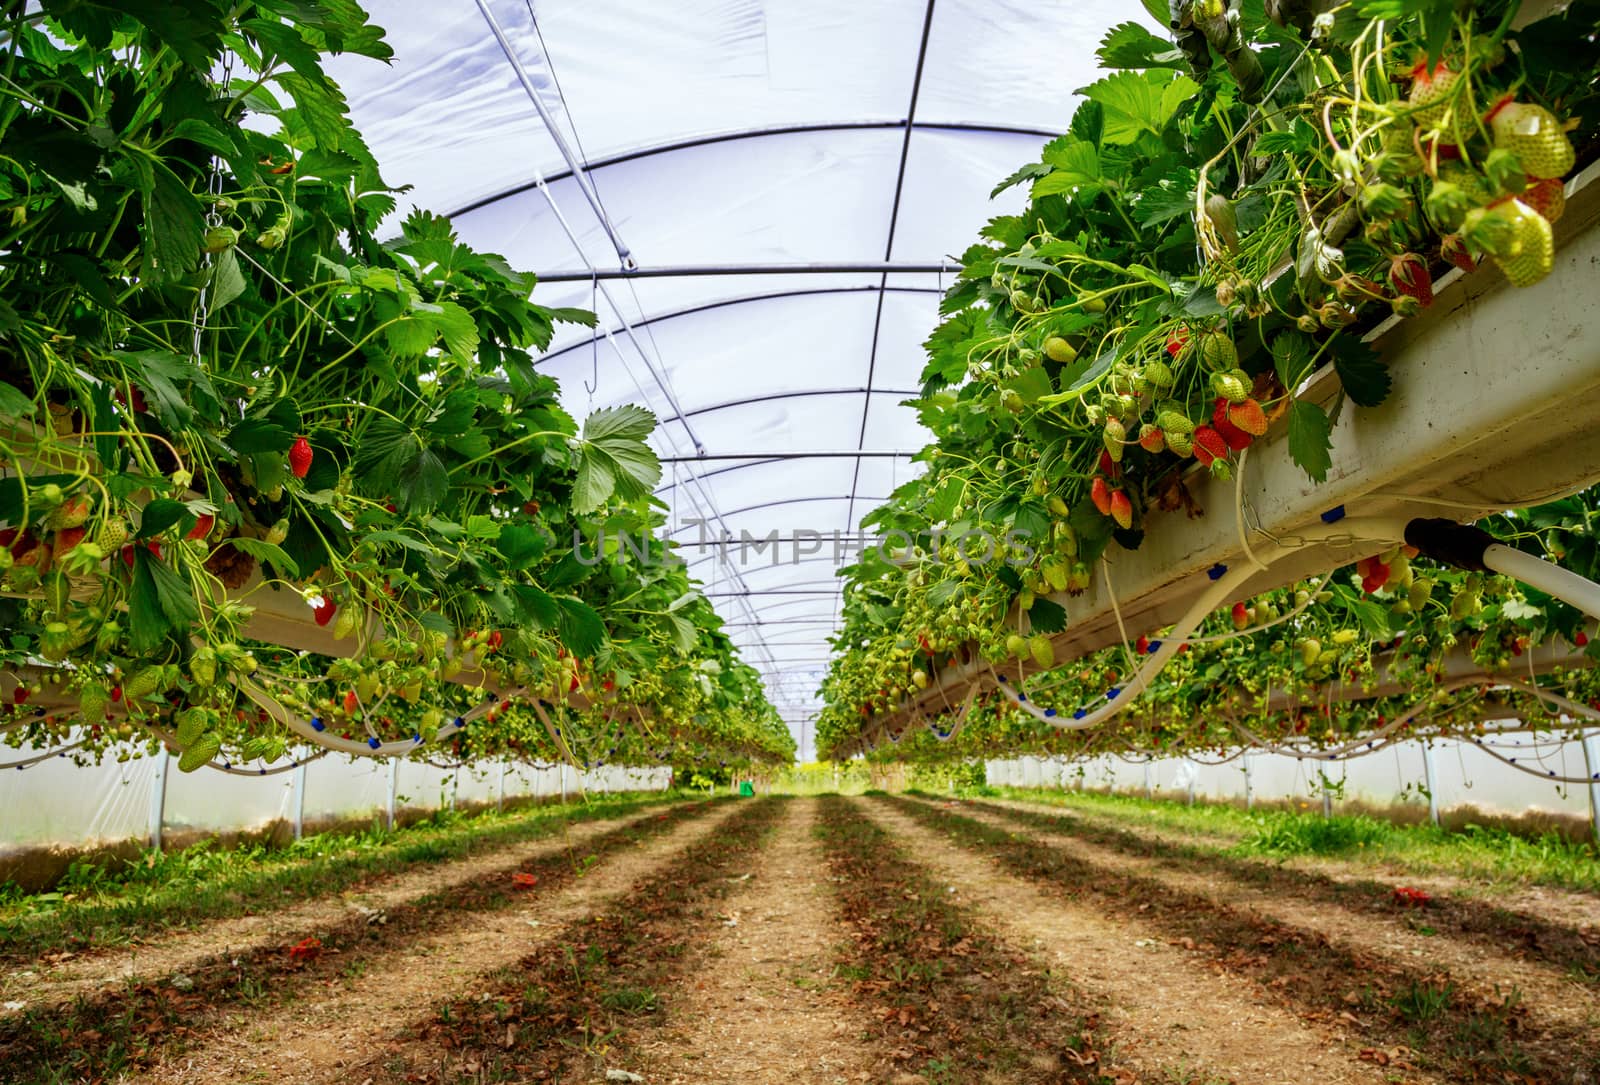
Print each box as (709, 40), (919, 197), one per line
(0, 1), (792, 775)
(817, 0), (1600, 763)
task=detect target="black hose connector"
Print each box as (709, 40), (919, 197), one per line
(1404, 517), (1495, 572)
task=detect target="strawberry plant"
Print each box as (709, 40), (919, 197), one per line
(818, 0), (1600, 764)
(0, 2), (792, 775)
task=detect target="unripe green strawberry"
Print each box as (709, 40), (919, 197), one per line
(1210, 370), (1249, 404)
(999, 388), (1024, 414)
(178, 732), (222, 773)
(1298, 638), (1321, 667)
(332, 602), (361, 640)
(1005, 633), (1028, 659)
(177, 706), (211, 746)
(1043, 336), (1077, 364)
(1029, 633), (1055, 669)
(1200, 333), (1236, 372)
(1166, 430), (1194, 457)
(1497, 199), (1555, 287)
(1010, 290), (1036, 313)
(265, 519), (289, 545)
(1042, 561), (1069, 593)
(94, 518), (130, 551)
(1407, 59), (1458, 129)
(1055, 523), (1079, 557)
(1018, 588), (1035, 611)
(1103, 417), (1126, 463)
(202, 226), (238, 253)
(1155, 409), (1194, 436)
(190, 646), (217, 686)
(1488, 97), (1574, 180)
(355, 671), (378, 701)
(124, 666), (163, 700)
(79, 682), (109, 721)
(1067, 562), (1092, 593)
(1408, 576), (1434, 611)
(39, 621), (72, 661)
(1142, 358), (1174, 388)
(1046, 495), (1069, 517)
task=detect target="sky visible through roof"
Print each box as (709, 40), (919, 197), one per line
(334, 0), (1157, 758)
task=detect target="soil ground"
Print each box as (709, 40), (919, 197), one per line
(5, 793), (1595, 1085)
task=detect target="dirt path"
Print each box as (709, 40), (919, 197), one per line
(634, 798), (876, 1084)
(994, 795), (1600, 928)
(125, 801), (741, 1085)
(963, 801), (1600, 1036)
(0, 806), (655, 1018)
(866, 799), (1414, 1085)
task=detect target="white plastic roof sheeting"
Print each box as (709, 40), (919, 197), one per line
(333, 0), (1154, 756)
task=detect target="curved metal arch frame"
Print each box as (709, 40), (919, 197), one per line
(449, 120), (1061, 219)
(660, 451), (922, 497)
(664, 495), (891, 536)
(540, 284), (945, 367)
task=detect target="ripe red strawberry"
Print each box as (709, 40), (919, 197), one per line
(1109, 490), (1133, 530)
(1097, 449), (1121, 480)
(1227, 398), (1269, 437)
(314, 597), (336, 627)
(1521, 176), (1566, 223)
(1356, 555), (1390, 594)
(186, 513), (214, 541)
(1388, 252), (1434, 307)
(1576, 630), (1589, 647)
(1231, 601), (1249, 629)
(1135, 634), (1150, 654)
(486, 630), (503, 650)
(1191, 425), (1229, 466)
(1440, 234), (1478, 273)
(1138, 424), (1165, 453)
(1090, 476), (1113, 515)
(1165, 327), (1190, 358)
(53, 525), (86, 556)
(1211, 399), (1253, 450)
(288, 436), (313, 479)
(343, 689), (359, 713)
(12, 687), (28, 705)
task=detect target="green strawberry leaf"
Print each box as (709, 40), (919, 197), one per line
(572, 405), (661, 514)
(1288, 400), (1334, 483)
(555, 594), (606, 657)
(1330, 337), (1392, 407)
(1028, 597), (1068, 635)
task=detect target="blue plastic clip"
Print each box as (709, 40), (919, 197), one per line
(1073, 709), (1087, 720)
(311, 717), (325, 732)
(1320, 505), (1346, 524)
(367, 737), (381, 749)
(1207, 563), (1227, 581)
(1146, 640), (1161, 653)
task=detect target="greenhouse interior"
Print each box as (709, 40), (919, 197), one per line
(2, 0), (1600, 1081)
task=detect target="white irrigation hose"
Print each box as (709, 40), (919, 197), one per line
(238, 677), (514, 758)
(1483, 544), (1600, 620)
(986, 516), (1409, 734)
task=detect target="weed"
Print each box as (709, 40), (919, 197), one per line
(1390, 979), (1453, 1022)
(1236, 812), (1393, 856)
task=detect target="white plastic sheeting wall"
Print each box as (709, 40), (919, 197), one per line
(1, 745), (670, 854)
(986, 734), (1600, 824)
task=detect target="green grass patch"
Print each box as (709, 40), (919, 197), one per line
(0, 790), (682, 963)
(983, 787), (1600, 894)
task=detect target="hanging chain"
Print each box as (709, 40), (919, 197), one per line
(192, 49), (234, 366)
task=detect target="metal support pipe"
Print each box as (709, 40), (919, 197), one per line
(1143, 761), (1153, 800)
(497, 760), (507, 813)
(1583, 731), (1600, 845)
(534, 261), (948, 282)
(474, 0), (633, 268)
(1243, 751), (1254, 810)
(1187, 760), (1197, 806)
(386, 757), (399, 830)
(1422, 741), (1440, 826)
(148, 749), (169, 851)
(291, 761), (307, 841)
